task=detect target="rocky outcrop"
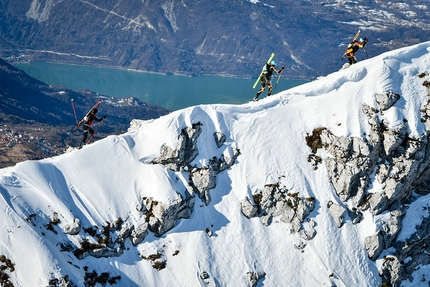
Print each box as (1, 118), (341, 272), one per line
(375, 91), (400, 111)
(190, 149), (240, 204)
(241, 184), (315, 235)
(63, 218), (81, 235)
(140, 194), (194, 237)
(364, 231), (384, 261)
(153, 122), (240, 205)
(327, 201), (346, 228)
(306, 82), (430, 286)
(247, 271), (266, 287)
(152, 122), (202, 171)
(130, 223), (149, 246)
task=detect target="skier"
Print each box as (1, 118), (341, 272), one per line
(78, 108), (106, 149)
(343, 37), (368, 65)
(253, 60), (284, 101)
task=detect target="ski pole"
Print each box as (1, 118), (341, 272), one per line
(363, 47), (368, 59)
(71, 99), (79, 124)
(273, 69), (283, 94)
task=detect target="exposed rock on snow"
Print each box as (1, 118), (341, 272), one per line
(153, 123), (240, 205)
(375, 91), (400, 111)
(380, 256), (403, 287)
(213, 131), (226, 148)
(130, 222), (149, 245)
(364, 231), (384, 260)
(327, 201), (346, 228)
(152, 122), (202, 171)
(306, 77), (430, 286)
(241, 184), (315, 235)
(63, 218), (81, 235)
(142, 193), (194, 237)
(247, 271), (266, 287)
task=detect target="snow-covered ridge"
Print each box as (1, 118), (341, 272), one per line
(1, 41), (430, 286)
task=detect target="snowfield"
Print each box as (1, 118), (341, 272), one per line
(1, 41), (430, 286)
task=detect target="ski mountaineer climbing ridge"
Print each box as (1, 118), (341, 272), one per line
(72, 99), (107, 149)
(253, 54), (284, 101)
(342, 30), (368, 65)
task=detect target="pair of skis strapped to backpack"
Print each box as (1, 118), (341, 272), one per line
(342, 30), (361, 60)
(72, 99), (102, 130)
(253, 53), (275, 89)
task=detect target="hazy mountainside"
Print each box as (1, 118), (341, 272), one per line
(0, 42), (430, 286)
(1, 0), (430, 79)
(0, 58), (170, 167)
(0, 58), (170, 127)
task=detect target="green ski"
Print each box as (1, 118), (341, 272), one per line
(253, 53), (275, 89)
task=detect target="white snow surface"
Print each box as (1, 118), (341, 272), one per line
(1, 41), (430, 286)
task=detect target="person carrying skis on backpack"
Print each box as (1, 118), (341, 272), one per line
(253, 60), (284, 101)
(78, 108), (106, 149)
(342, 37), (368, 65)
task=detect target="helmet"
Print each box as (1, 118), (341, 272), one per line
(92, 108), (98, 114)
(270, 60), (277, 66)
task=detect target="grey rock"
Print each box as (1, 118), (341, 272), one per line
(364, 232), (384, 261)
(131, 223), (149, 245)
(299, 219), (316, 241)
(368, 192), (388, 215)
(382, 126), (407, 156)
(63, 218), (81, 235)
(152, 123), (202, 171)
(241, 185), (315, 234)
(213, 132), (226, 148)
(381, 210), (403, 248)
(375, 91), (400, 111)
(247, 271), (266, 287)
(240, 198), (258, 218)
(380, 256), (403, 287)
(200, 271), (209, 280)
(327, 201), (346, 228)
(190, 167), (217, 204)
(146, 193), (194, 237)
(118, 224), (133, 241)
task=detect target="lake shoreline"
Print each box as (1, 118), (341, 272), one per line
(11, 60), (314, 81)
(13, 61), (310, 110)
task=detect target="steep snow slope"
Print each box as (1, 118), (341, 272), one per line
(1, 41), (430, 287)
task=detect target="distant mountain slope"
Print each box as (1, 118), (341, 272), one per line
(0, 58), (73, 124)
(1, 0), (430, 78)
(0, 58), (170, 166)
(0, 42), (430, 286)
(0, 58), (170, 127)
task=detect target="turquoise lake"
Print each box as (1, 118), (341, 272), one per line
(14, 62), (308, 110)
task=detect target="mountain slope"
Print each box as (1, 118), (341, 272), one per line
(1, 42), (430, 286)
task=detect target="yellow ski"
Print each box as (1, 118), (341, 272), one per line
(253, 53), (275, 88)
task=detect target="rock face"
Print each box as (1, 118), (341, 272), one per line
(54, 121), (239, 276)
(142, 194), (194, 237)
(241, 184), (315, 235)
(327, 201), (346, 228)
(247, 271), (266, 287)
(152, 122), (202, 171)
(305, 78), (430, 287)
(63, 218), (81, 235)
(375, 91), (400, 111)
(364, 232), (384, 261)
(153, 122), (240, 205)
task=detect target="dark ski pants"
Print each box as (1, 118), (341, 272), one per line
(255, 77), (273, 100)
(80, 125), (94, 146)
